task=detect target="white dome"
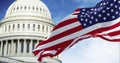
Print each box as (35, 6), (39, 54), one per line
(6, 0), (51, 18)
(0, 0), (55, 58)
(0, 0), (54, 37)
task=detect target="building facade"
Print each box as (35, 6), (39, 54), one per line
(0, 0), (54, 57)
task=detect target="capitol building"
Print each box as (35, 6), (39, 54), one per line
(0, 0), (60, 63)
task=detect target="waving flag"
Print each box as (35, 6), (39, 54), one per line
(33, 0), (120, 61)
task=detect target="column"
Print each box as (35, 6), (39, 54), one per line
(8, 42), (10, 56)
(13, 40), (15, 56)
(6, 41), (8, 56)
(24, 39), (26, 55)
(48, 26), (50, 33)
(30, 39), (32, 55)
(11, 40), (14, 56)
(14, 40), (16, 55)
(6, 40), (9, 56)
(17, 39), (20, 56)
(44, 25), (46, 33)
(4, 41), (8, 56)
(1, 41), (3, 56)
(40, 24), (43, 33)
(8, 41), (11, 56)
(14, 40), (17, 55)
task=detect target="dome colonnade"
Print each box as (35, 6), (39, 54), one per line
(0, 39), (40, 56)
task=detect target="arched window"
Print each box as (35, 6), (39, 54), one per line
(23, 24), (25, 30)
(33, 7), (34, 10)
(13, 24), (15, 31)
(14, 8), (15, 10)
(17, 24), (20, 30)
(17, 7), (19, 10)
(46, 26), (48, 33)
(24, 6), (27, 9)
(28, 24), (30, 30)
(42, 25), (44, 32)
(33, 24), (35, 31)
(38, 25), (40, 31)
(36, 7), (38, 10)
(8, 25), (11, 32)
(40, 8), (41, 11)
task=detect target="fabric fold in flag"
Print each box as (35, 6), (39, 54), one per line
(33, 0), (120, 62)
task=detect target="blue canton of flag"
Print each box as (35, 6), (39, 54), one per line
(78, 0), (120, 28)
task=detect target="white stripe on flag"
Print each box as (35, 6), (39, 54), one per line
(51, 21), (81, 37)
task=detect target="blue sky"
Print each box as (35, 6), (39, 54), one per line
(42, 0), (101, 23)
(0, 0), (119, 63)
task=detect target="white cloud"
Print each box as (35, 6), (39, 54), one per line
(60, 38), (119, 63)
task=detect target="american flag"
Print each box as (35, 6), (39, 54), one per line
(33, 0), (120, 61)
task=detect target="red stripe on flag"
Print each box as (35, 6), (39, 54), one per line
(37, 25), (83, 45)
(86, 21), (120, 36)
(52, 18), (78, 31)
